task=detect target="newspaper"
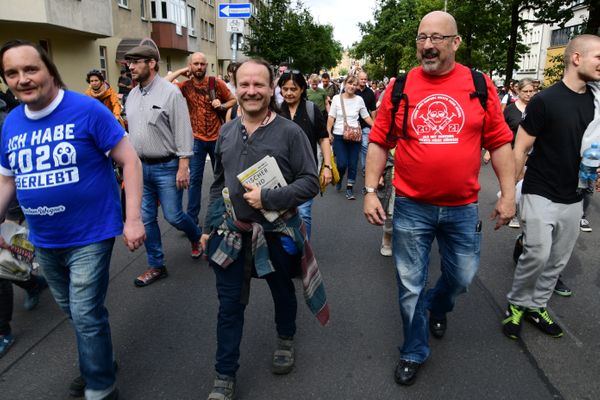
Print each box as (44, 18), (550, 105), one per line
(236, 155), (288, 222)
(0, 221), (34, 281)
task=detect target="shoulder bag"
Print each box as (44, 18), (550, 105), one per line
(340, 96), (361, 142)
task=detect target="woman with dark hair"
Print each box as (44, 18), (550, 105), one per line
(278, 70), (332, 239)
(84, 69), (125, 128)
(327, 75), (373, 199)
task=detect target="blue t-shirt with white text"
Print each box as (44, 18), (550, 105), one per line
(0, 90), (125, 247)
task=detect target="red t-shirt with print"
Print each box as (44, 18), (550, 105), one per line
(369, 63), (512, 206)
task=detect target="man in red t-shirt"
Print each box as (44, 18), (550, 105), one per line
(363, 11), (515, 386)
(166, 53), (236, 239)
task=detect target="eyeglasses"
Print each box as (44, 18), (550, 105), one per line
(281, 69), (302, 77)
(126, 59), (149, 66)
(415, 34), (457, 44)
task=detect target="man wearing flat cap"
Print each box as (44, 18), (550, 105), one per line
(125, 45), (202, 287)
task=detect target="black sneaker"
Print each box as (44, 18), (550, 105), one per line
(70, 362), (118, 398)
(580, 218), (592, 232)
(394, 359), (420, 386)
(512, 233), (523, 265)
(525, 308), (563, 338)
(553, 278), (572, 297)
(428, 315), (447, 339)
(502, 303), (525, 340)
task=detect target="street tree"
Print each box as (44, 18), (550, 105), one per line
(245, 0), (342, 73)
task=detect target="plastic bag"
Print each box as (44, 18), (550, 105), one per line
(0, 221), (34, 282)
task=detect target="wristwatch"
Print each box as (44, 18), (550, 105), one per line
(363, 186), (377, 194)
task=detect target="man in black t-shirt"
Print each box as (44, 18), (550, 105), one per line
(503, 34), (600, 341)
(356, 71), (377, 174)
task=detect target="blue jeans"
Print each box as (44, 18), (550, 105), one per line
(392, 197), (480, 363)
(332, 135), (360, 186)
(297, 198), (313, 240)
(187, 139), (216, 227)
(360, 126), (371, 172)
(36, 238), (117, 395)
(142, 159), (201, 267)
(209, 232), (298, 377)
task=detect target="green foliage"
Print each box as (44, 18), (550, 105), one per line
(543, 54), (564, 85)
(352, 0), (574, 81)
(245, 0), (343, 73)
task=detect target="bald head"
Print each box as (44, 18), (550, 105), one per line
(564, 34), (600, 69)
(416, 11), (461, 76)
(189, 52), (208, 80)
(419, 11), (458, 36)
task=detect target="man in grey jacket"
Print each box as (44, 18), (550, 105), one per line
(200, 59), (319, 400)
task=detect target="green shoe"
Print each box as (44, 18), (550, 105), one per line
(502, 303), (525, 340)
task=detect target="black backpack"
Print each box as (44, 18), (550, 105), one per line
(386, 69), (488, 143)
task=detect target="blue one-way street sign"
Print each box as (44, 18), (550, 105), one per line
(218, 3), (252, 18)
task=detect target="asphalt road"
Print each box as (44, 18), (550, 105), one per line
(1, 161), (599, 400)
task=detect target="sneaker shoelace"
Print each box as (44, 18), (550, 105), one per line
(506, 305), (524, 324)
(535, 308), (555, 325)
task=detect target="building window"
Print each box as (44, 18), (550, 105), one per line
(204, 20), (209, 40)
(118, 0), (129, 8)
(141, 0), (147, 19)
(187, 6), (196, 36)
(99, 46), (108, 81)
(208, 23), (215, 42)
(550, 23), (584, 47)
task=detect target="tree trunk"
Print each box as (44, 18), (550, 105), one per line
(505, 0), (520, 85)
(584, 0), (600, 35)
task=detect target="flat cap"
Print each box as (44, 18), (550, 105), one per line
(124, 45), (160, 61)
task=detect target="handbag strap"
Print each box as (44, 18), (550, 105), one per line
(340, 95), (350, 126)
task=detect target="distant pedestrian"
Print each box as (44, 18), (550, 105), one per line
(356, 71), (377, 175)
(278, 69), (332, 239)
(165, 52), (237, 233)
(327, 75), (373, 200)
(117, 67), (132, 105)
(306, 73), (330, 120)
(84, 69), (125, 127)
(124, 45), (202, 287)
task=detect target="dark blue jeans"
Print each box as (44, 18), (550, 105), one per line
(392, 197), (481, 363)
(332, 135), (360, 186)
(187, 139), (216, 227)
(0, 276), (43, 335)
(37, 238), (117, 395)
(208, 232), (298, 377)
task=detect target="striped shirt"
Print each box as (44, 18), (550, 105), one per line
(126, 75), (193, 158)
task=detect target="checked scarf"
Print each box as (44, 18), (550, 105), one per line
(207, 198), (330, 326)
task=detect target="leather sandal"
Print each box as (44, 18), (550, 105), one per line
(207, 375), (236, 400)
(272, 337), (295, 375)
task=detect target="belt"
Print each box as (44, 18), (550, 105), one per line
(139, 155), (177, 164)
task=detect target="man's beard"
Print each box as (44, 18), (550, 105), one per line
(193, 70), (206, 80)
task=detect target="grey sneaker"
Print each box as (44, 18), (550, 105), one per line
(272, 336), (295, 375)
(207, 374), (236, 400)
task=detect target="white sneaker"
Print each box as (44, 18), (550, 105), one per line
(508, 216), (520, 229)
(580, 218), (592, 232)
(380, 244), (392, 257)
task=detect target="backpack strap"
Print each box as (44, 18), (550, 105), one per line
(469, 69), (488, 111)
(230, 103), (239, 120)
(305, 100), (315, 126)
(208, 76), (217, 101)
(386, 74), (409, 144)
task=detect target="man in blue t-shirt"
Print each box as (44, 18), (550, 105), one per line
(0, 40), (145, 400)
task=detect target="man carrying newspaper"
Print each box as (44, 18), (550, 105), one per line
(200, 59), (328, 400)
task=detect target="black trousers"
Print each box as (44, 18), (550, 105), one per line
(0, 277), (39, 335)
